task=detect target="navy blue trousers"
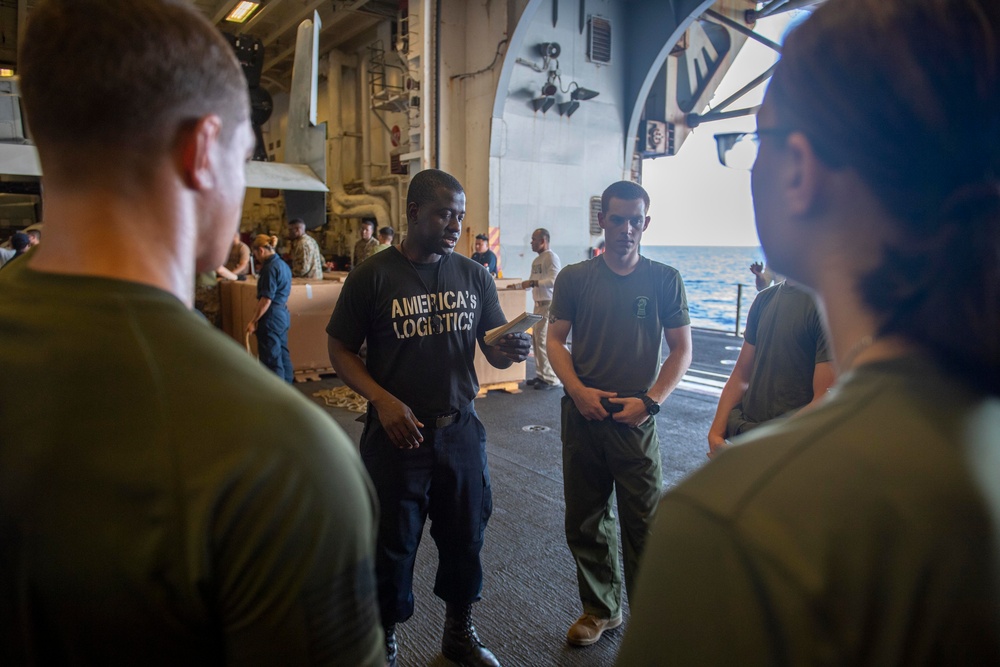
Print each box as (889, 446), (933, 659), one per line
(257, 305), (292, 383)
(360, 405), (493, 628)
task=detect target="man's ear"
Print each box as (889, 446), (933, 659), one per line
(597, 211), (607, 231)
(406, 201), (419, 224)
(784, 132), (825, 218)
(177, 115), (223, 191)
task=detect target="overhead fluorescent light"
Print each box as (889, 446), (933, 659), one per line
(0, 68), (14, 77)
(226, 1), (261, 23)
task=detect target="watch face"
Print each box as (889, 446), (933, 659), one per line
(647, 402), (660, 415)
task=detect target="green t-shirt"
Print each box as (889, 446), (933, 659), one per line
(549, 255), (689, 394)
(0, 259), (384, 666)
(618, 355), (1000, 665)
(740, 281), (831, 424)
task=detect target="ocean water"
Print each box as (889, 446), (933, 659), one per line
(642, 245), (766, 333)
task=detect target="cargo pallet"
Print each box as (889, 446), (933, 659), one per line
(477, 381), (523, 397)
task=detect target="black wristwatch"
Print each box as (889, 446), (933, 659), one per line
(639, 393), (660, 416)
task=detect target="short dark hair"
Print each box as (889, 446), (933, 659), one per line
(26, 229), (41, 242)
(534, 228), (550, 242)
(475, 234), (489, 242)
(601, 181), (650, 214)
(11, 232), (30, 252)
(287, 218), (305, 228)
(771, 0), (1000, 391)
(379, 227), (394, 238)
(19, 0), (248, 184)
(407, 169), (464, 208)
(360, 219), (376, 231)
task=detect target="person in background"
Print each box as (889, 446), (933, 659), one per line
(353, 217), (378, 268)
(618, 0), (1000, 663)
(225, 232), (251, 276)
(287, 217), (323, 279)
(374, 226), (394, 253)
(25, 229), (41, 248)
(707, 279), (834, 458)
(193, 270), (224, 327)
(548, 180), (692, 648)
(471, 233), (498, 277)
(520, 228), (561, 390)
(0, 1), (383, 664)
(749, 260), (781, 291)
(328, 169), (531, 667)
(248, 234), (294, 383)
(0, 232), (31, 270)
(0, 243), (13, 268)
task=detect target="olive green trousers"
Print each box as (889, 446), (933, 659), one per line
(561, 395), (662, 618)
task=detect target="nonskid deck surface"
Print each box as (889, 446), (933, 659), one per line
(295, 329), (739, 666)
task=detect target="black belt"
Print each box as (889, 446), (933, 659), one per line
(368, 405), (464, 429)
(421, 411), (459, 429)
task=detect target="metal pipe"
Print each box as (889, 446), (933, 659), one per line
(704, 9), (782, 53)
(687, 104), (761, 128)
(755, 0), (823, 19)
(434, 0), (442, 169)
(359, 49), (400, 226)
(735, 283), (743, 336)
(326, 51), (391, 228)
(705, 63), (778, 114)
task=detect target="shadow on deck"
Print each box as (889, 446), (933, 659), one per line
(294, 329), (740, 666)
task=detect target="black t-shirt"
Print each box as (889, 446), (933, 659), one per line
(327, 247), (506, 415)
(471, 249), (498, 277)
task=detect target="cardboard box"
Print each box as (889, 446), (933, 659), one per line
(222, 276), (529, 385)
(221, 278), (341, 377)
(475, 279), (529, 387)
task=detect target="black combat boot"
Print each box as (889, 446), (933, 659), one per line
(441, 603), (501, 667)
(385, 624), (398, 667)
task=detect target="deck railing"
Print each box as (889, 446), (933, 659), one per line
(683, 281), (754, 336)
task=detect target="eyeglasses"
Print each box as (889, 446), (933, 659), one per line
(714, 128), (793, 170)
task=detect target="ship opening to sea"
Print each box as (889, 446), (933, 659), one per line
(642, 245), (766, 335)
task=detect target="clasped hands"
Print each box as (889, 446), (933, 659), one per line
(570, 386), (650, 427)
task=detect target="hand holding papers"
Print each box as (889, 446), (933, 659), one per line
(484, 312), (544, 346)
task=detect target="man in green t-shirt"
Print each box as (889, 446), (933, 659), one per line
(707, 280), (835, 458)
(548, 180), (692, 648)
(0, 2), (383, 664)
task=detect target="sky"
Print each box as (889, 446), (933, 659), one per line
(642, 11), (804, 247)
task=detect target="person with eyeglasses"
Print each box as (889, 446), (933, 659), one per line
(619, 0), (1000, 663)
(547, 180), (692, 648)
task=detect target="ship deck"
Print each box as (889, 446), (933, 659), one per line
(294, 328), (740, 667)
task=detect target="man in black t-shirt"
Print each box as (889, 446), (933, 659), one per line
(327, 169), (531, 667)
(471, 233), (498, 277)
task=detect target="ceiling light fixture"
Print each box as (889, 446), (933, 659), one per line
(531, 97), (556, 113)
(558, 101), (580, 117)
(571, 86), (600, 101)
(226, 1), (261, 23)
